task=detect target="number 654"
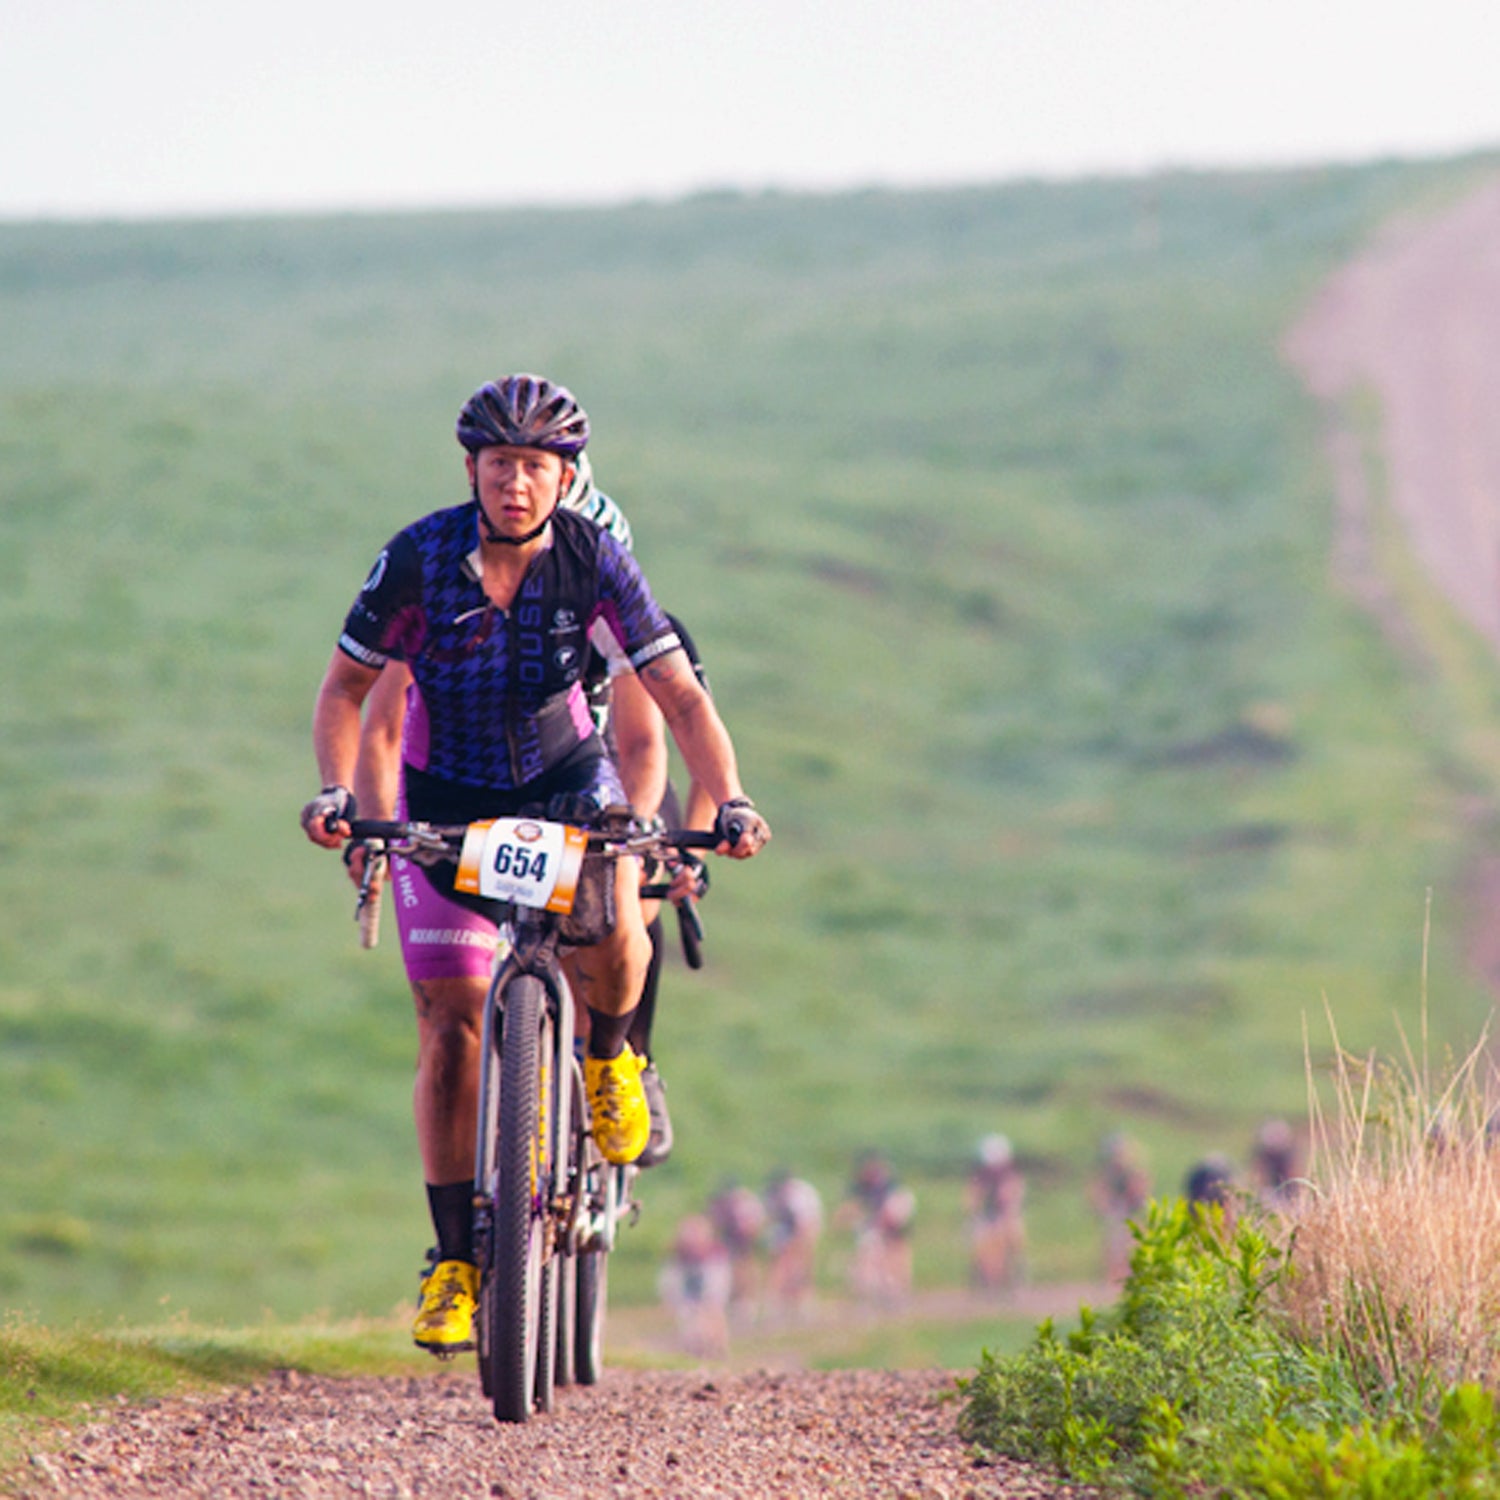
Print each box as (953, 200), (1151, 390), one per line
(494, 844), (548, 881)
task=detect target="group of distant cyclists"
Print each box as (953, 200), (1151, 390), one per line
(654, 1120), (1313, 1356)
(299, 373), (770, 1355)
(657, 1156), (905, 1352)
(657, 1168), (827, 1356)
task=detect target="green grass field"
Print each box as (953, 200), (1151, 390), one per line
(4, 154), (1500, 1334)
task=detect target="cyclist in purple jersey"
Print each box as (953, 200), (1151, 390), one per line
(300, 374), (770, 1356)
(349, 466), (707, 1168)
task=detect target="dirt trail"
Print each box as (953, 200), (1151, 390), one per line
(1285, 171), (1500, 987)
(16, 1367), (1093, 1500)
(14, 1287), (1112, 1498)
(1286, 173), (1500, 654)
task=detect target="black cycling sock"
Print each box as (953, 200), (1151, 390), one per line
(587, 1003), (639, 1061)
(426, 1180), (474, 1265)
(626, 916), (664, 1058)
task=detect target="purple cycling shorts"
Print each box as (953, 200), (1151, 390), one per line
(390, 848), (501, 982)
(390, 751), (627, 983)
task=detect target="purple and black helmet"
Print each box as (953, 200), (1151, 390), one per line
(455, 374), (590, 458)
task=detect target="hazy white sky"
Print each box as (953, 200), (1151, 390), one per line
(3, 0), (1497, 220)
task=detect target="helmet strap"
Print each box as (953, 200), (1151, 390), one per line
(481, 514), (552, 547)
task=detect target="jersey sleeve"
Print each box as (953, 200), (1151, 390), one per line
(590, 532), (681, 670)
(337, 532), (423, 668)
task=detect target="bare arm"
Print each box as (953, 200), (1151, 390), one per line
(682, 777), (717, 831)
(305, 647), (382, 847)
(354, 662), (410, 820)
(637, 649), (742, 807)
(636, 648), (769, 857)
(607, 669), (669, 817)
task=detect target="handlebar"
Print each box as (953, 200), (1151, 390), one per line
(352, 816), (726, 966)
(346, 818), (719, 963)
(346, 819), (720, 858)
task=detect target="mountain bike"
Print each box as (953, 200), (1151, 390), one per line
(348, 812), (716, 1423)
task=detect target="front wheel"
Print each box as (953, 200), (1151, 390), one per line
(481, 974), (554, 1423)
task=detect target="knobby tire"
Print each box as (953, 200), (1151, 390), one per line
(553, 1048), (591, 1389)
(534, 1252), (558, 1415)
(483, 974), (552, 1423)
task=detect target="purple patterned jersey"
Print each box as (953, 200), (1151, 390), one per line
(338, 503), (680, 790)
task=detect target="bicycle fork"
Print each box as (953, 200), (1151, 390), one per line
(471, 952), (579, 1271)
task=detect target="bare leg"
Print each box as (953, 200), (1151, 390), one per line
(566, 861), (656, 1163)
(562, 859), (653, 1042)
(411, 974), (488, 1182)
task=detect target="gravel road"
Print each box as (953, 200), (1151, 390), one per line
(18, 1367), (1093, 1499)
(1286, 171), (1500, 657)
(1285, 168), (1500, 984)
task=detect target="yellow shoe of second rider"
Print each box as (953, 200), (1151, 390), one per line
(413, 1258), (479, 1354)
(585, 1045), (651, 1164)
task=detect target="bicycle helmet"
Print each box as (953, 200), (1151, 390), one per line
(455, 374), (590, 458)
(561, 453), (635, 550)
(977, 1133), (1013, 1168)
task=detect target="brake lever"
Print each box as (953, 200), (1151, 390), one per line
(355, 847), (386, 949)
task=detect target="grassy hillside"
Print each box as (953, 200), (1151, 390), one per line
(3, 156), (1499, 1328)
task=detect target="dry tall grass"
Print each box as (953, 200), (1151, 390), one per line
(1271, 996), (1500, 1402)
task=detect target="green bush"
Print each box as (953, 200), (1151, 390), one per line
(957, 1200), (1500, 1496)
(1237, 1386), (1500, 1500)
(961, 1201), (1332, 1486)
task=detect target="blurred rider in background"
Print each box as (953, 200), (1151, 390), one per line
(708, 1176), (768, 1323)
(1249, 1117), (1303, 1212)
(1184, 1152), (1238, 1234)
(762, 1168), (823, 1321)
(836, 1150), (916, 1308)
(965, 1132), (1026, 1292)
(658, 1214), (732, 1359)
(300, 374), (769, 1356)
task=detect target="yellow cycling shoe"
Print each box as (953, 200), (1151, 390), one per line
(584, 1045), (651, 1165)
(412, 1258), (479, 1355)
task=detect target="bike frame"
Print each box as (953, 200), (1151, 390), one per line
(345, 816), (716, 1422)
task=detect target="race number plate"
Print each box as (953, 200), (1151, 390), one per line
(454, 818), (588, 912)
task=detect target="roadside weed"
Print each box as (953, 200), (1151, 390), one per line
(962, 1025), (1500, 1495)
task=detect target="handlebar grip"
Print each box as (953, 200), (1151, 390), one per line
(676, 899), (705, 970)
(349, 819), (406, 840)
(668, 830), (721, 850)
